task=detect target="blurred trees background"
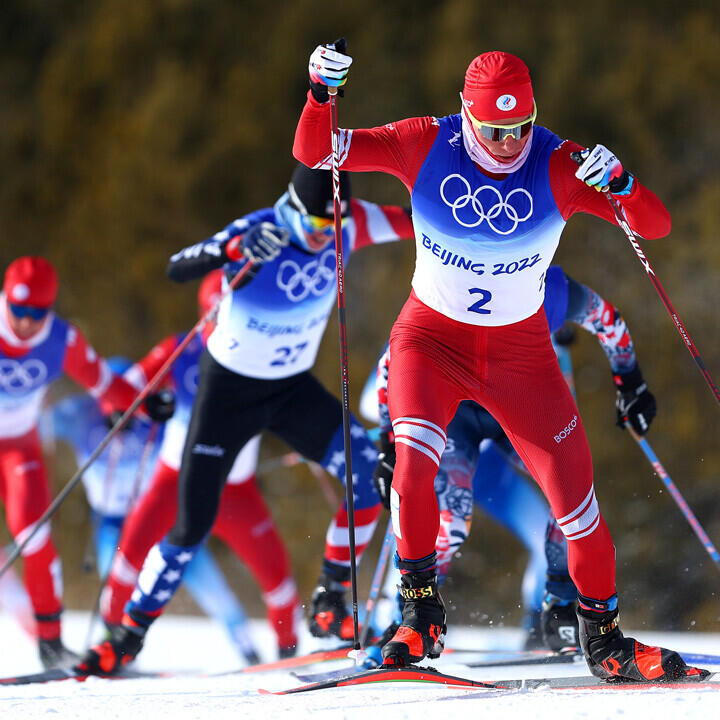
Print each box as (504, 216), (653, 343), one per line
(1, 0), (719, 633)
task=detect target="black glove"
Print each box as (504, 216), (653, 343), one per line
(372, 432), (396, 510)
(614, 366), (656, 435)
(240, 222), (289, 264)
(309, 38), (347, 103)
(144, 389), (176, 422)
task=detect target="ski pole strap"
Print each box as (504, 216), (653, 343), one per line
(397, 553), (437, 575)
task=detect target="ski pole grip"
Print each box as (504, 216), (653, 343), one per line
(570, 150), (584, 165)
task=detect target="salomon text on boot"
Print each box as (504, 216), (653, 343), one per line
(382, 555), (446, 667)
(577, 595), (709, 683)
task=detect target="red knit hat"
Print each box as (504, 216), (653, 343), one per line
(198, 269), (223, 316)
(463, 51), (534, 123)
(3, 256), (59, 308)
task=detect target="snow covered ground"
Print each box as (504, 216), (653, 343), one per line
(1, 611), (719, 719)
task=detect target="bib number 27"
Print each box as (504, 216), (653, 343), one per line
(271, 342), (308, 367)
(467, 288), (492, 315)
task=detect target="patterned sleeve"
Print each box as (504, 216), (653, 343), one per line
(564, 275), (637, 374)
(167, 209), (276, 282)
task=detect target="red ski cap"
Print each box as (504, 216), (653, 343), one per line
(198, 268), (223, 317)
(3, 256), (59, 308)
(463, 51), (534, 123)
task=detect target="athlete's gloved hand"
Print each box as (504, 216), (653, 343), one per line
(573, 145), (634, 196)
(239, 222), (289, 264)
(613, 366), (656, 435)
(144, 389), (176, 423)
(372, 432), (396, 510)
(308, 38), (352, 103)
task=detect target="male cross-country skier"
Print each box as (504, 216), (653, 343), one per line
(0, 256), (173, 669)
(293, 42), (707, 681)
(97, 271), (301, 662)
(365, 265), (657, 661)
(76, 163), (415, 675)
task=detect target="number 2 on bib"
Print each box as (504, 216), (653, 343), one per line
(467, 288), (492, 315)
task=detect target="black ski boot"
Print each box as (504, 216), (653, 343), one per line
(542, 593), (579, 651)
(309, 566), (353, 640)
(38, 638), (80, 670)
(577, 596), (709, 682)
(382, 555), (446, 666)
(278, 645), (297, 660)
(76, 612), (151, 676)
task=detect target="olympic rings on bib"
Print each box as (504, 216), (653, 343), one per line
(439, 174), (533, 234)
(276, 249), (336, 302)
(0, 358), (48, 395)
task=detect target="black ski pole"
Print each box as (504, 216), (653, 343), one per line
(328, 80), (361, 657)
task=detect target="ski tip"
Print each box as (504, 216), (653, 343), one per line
(258, 687), (285, 696)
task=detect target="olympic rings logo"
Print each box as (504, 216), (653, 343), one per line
(439, 174), (533, 235)
(276, 249), (336, 302)
(0, 359), (48, 395)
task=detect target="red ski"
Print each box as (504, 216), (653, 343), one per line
(260, 666), (720, 696)
(241, 646), (352, 674)
(259, 665), (502, 695)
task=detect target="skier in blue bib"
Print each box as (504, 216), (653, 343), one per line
(78, 164), (415, 674)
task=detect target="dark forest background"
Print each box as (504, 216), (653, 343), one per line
(1, 0), (719, 634)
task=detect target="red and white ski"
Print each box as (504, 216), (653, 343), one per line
(260, 665), (720, 696)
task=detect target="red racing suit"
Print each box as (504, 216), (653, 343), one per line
(294, 92), (670, 602)
(0, 294), (141, 639)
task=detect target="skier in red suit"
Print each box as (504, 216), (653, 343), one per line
(0, 256), (172, 669)
(293, 41), (706, 683)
